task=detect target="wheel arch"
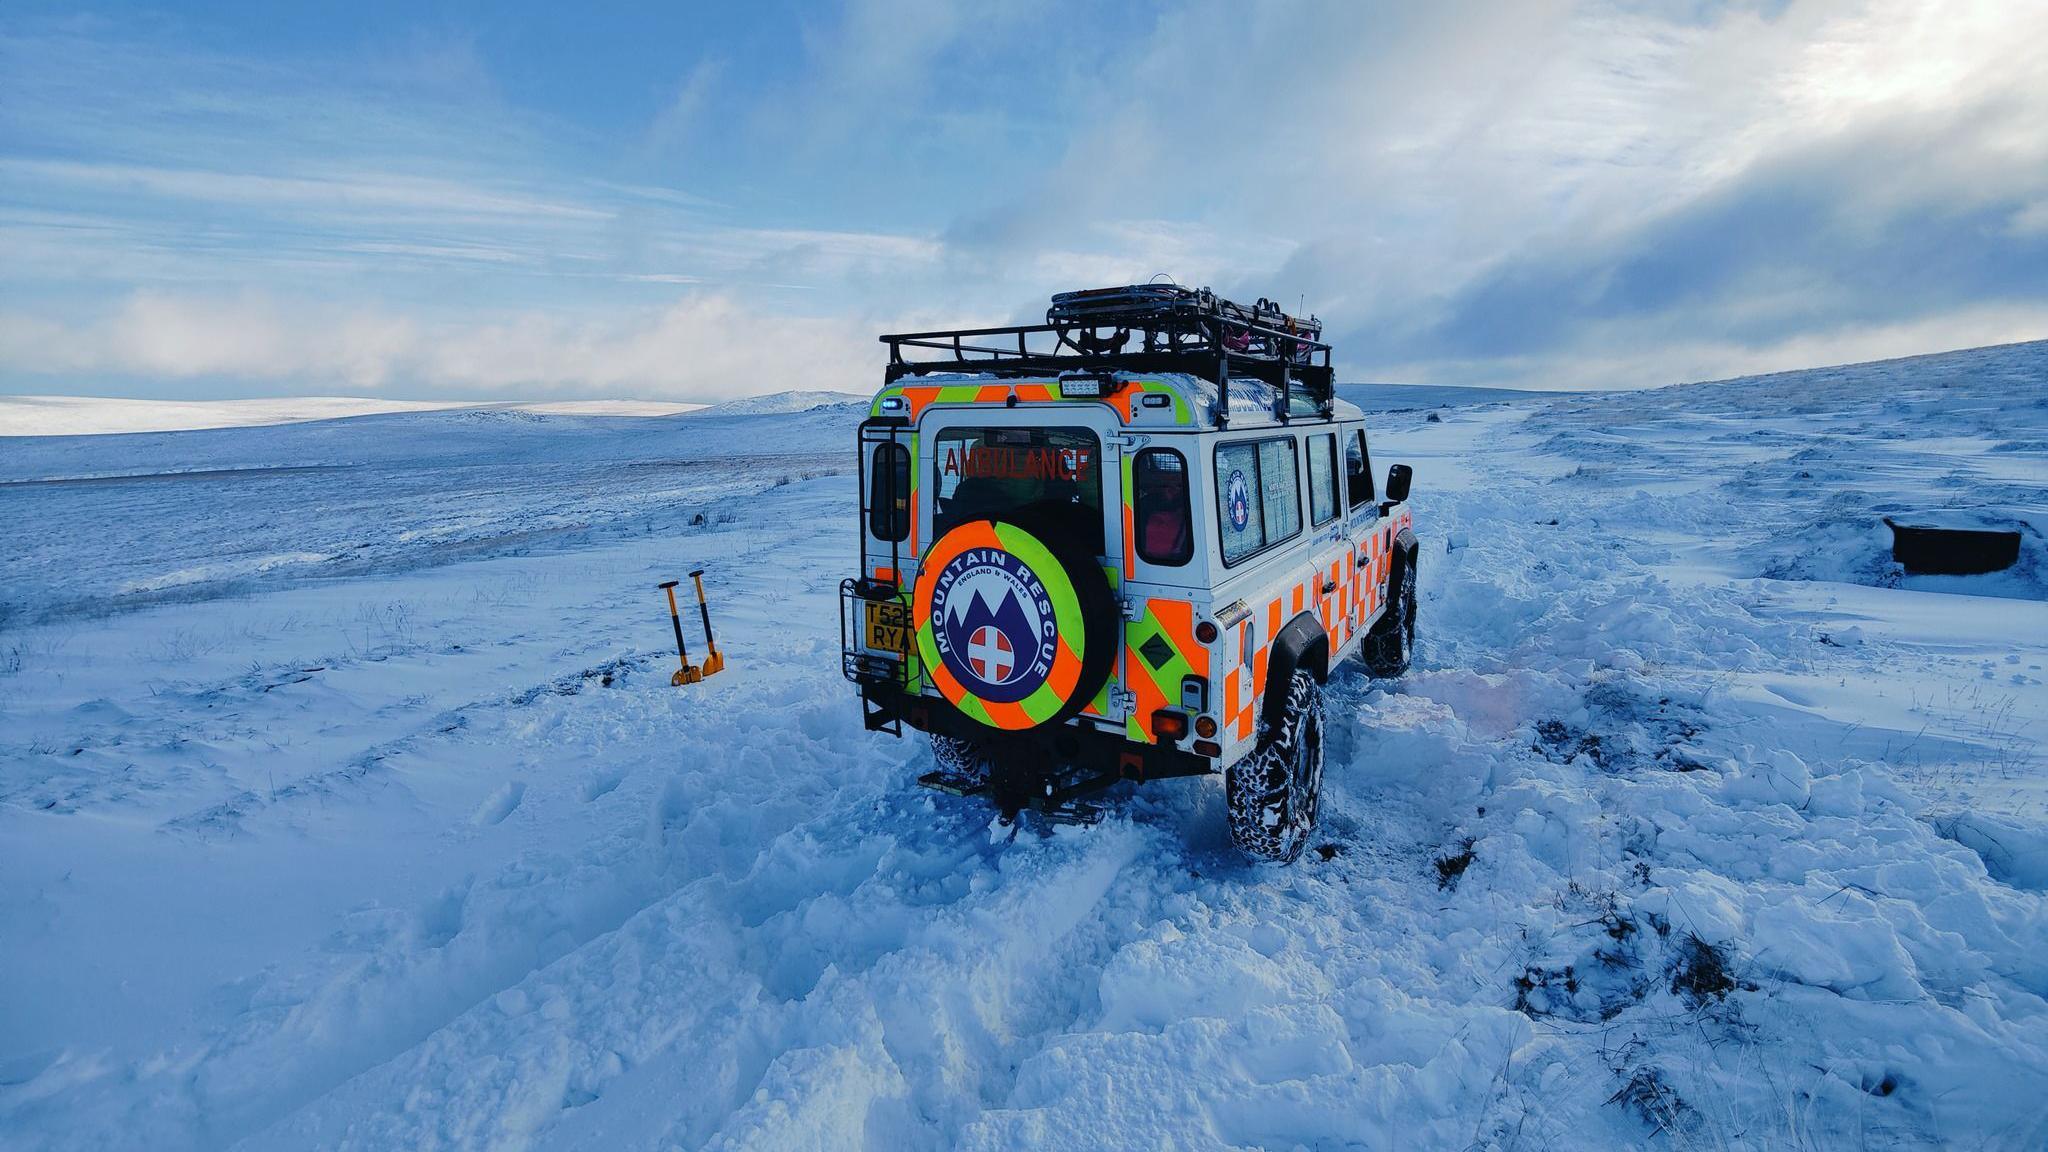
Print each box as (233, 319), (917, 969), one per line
(1387, 527), (1420, 607)
(1261, 610), (1329, 736)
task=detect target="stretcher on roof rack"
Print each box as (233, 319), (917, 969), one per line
(878, 283), (1333, 427)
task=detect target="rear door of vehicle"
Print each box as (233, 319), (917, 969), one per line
(918, 405), (1127, 720)
(1120, 433), (1209, 745)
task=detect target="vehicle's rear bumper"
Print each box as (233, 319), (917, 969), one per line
(857, 682), (1214, 783)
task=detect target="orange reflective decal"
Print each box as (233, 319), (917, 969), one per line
(1148, 598), (1207, 677)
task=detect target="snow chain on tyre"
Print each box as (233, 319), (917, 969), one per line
(928, 734), (990, 787)
(912, 513), (1116, 733)
(1363, 553), (1416, 678)
(1226, 669), (1326, 862)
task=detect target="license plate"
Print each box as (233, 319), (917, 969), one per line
(864, 599), (909, 655)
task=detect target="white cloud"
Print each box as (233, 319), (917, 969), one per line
(0, 158), (614, 221)
(939, 0), (2048, 385)
(0, 291), (882, 401)
(1368, 300), (2048, 392)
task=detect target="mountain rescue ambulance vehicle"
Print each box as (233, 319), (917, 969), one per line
(840, 284), (1419, 862)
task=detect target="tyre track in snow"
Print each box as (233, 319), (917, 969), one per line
(153, 650), (670, 838)
(16, 483), (1178, 1152)
(203, 485), (1205, 1151)
(4, 490), (890, 1151)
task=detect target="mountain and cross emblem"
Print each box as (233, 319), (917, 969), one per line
(931, 552), (1054, 702)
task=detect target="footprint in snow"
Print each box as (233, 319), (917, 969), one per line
(472, 780), (525, 826)
(581, 768), (625, 802)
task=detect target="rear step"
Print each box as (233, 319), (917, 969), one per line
(916, 770), (1106, 825)
(917, 769), (988, 797)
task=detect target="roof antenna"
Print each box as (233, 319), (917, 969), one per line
(1149, 272), (1178, 287)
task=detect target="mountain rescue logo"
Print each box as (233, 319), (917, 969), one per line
(1227, 469), (1251, 532)
(930, 548), (1056, 704)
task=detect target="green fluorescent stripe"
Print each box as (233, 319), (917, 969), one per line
(1089, 563), (1119, 714)
(914, 610), (944, 687)
(1148, 381), (1190, 424)
(1022, 681), (1063, 722)
(1131, 380), (1191, 425)
(900, 588), (925, 690)
(958, 694), (994, 726)
(936, 385), (982, 404)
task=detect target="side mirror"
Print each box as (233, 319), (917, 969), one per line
(1385, 463), (1412, 504)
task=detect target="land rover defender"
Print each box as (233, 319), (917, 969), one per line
(840, 284), (1418, 862)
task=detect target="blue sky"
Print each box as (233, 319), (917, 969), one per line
(1, 1), (2043, 401)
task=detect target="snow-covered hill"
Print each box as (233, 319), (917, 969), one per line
(1, 345), (2044, 1150)
(690, 389), (869, 417)
(0, 396), (706, 437)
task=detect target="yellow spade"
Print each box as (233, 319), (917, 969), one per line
(657, 580), (702, 685)
(657, 571), (727, 686)
(688, 568), (727, 677)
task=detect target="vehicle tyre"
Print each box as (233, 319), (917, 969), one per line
(928, 734), (990, 787)
(1362, 553), (1416, 678)
(1225, 669), (1325, 863)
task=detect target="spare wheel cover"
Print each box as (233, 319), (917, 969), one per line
(913, 518), (1093, 731)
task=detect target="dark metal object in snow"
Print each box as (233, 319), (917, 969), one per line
(1883, 517), (2021, 575)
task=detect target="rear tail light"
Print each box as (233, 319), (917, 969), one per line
(1151, 709), (1188, 742)
(1194, 715), (1217, 739)
(1193, 740), (1222, 758)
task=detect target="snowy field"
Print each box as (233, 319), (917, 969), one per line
(3, 344), (2045, 1150)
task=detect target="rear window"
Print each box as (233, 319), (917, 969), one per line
(931, 426), (1103, 552)
(1134, 448), (1192, 566)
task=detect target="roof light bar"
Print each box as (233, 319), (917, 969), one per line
(1059, 374), (1119, 399)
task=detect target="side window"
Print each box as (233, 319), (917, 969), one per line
(1345, 428), (1374, 508)
(868, 442), (909, 541)
(1216, 441), (1265, 565)
(1307, 433), (1339, 526)
(1258, 438), (1301, 541)
(1133, 448), (1193, 566)
(1215, 436), (1302, 566)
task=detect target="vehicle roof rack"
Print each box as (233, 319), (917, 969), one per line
(879, 284), (1334, 426)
